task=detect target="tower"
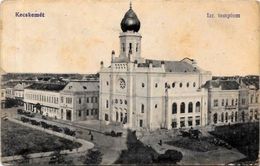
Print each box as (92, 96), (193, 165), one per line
(119, 3), (143, 63)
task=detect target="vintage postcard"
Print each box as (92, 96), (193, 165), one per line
(0, 0), (259, 165)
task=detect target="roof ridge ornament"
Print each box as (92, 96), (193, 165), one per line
(130, 1), (132, 9)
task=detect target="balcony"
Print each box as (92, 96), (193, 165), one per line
(225, 105), (237, 110)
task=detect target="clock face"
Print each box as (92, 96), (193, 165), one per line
(119, 78), (126, 89)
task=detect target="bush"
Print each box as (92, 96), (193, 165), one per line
(21, 117), (30, 123)
(156, 150), (183, 163)
(42, 115), (47, 120)
(40, 121), (49, 129)
(84, 149), (103, 164)
(52, 125), (62, 132)
(63, 127), (76, 136)
(17, 109), (24, 114)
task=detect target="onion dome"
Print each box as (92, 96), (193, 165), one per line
(120, 3), (141, 32)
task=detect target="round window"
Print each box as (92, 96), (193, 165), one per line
(119, 79), (126, 89)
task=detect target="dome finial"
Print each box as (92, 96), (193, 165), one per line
(121, 1), (141, 32)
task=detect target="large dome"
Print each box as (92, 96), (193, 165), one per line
(120, 6), (141, 32)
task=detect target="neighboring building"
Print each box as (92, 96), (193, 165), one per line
(60, 81), (99, 121)
(24, 83), (65, 118)
(13, 82), (31, 105)
(5, 86), (15, 99)
(239, 76), (259, 122)
(248, 87), (259, 122)
(23, 80), (99, 121)
(1, 88), (6, 108)
(238, 83), (249, 122)
(205, 80), (240, 125)
(99, 5), (212, 131)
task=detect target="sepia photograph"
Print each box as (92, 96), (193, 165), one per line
(0, 0), (259, 165)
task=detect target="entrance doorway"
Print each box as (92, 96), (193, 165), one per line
(66, 110), (71, 121)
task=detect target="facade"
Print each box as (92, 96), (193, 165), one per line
(247, 86), (259, 122)
(60, 81), (99, 121)
(13, 83), (30, 105)
(238, 84), (249, 122)
(99, 5), (212, 130)
(23, 81), (99, 121)
(1, 88), (6, 108)
(5, 87), (15, 99)
(205, 80), (240, 125)
(24, 83), (65, 118)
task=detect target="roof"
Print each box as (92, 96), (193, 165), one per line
(144, 59), (199, 73)
(1, 82), (19, 89)
(241, 76), (259, 90)
(204, 80), (240, 90)
(25, 83), (67, 92)
(13, 83), (31, 90)
(62, 81), (99, 92)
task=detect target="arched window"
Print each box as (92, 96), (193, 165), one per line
(120, 112), (123, 122)
(186, 82), (189, 87)
(142, 83), (145, 88)
(196, 102), (200, 112)
(221, 113), (224, 122)
(141, 104), (144, 113)
(115, 99), (118, 104)
(136, 43), (138, 52)
(165, 83), (168, 88)
(255, 109), (258, 120)
(193, 82), (196, 87)
(105, 114), (109, 121)
(235, 112), (238, 121)
(155, 83), (158, 88)
(116, 112), (119, 121)
(242, 111), (245, 122)
(122, 43), (125, 52)
(188, 102), (193, 113)
(172, 103), (177, 114)
(231, 112), (234, 122)
(172, 82), (175, 88)
(106, 100), (109, 108)
(180, 102), (185, 113)
(213, 113), (218, 124)
(129, 43), (132, 53)
(225, 112), (228, 122)
(179, 83), (183, 88)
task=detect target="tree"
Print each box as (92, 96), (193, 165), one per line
(18, 148), (30, 164)
(49, 150), (73, 164)
(84, 149), (103, 164)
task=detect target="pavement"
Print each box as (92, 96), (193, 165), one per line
(1, 118), (94, 163)
(140, 129), (246, 165)
(1, 107), (128, 165)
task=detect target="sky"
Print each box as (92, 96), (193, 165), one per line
(0, 0), (259, 76)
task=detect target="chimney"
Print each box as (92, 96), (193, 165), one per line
(111, 50), (115, 62)
(149, 61), (153, 68)
(134, 60), (138, 68)
(161, 61), (165, 70)
(100, 61), (104, 69)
